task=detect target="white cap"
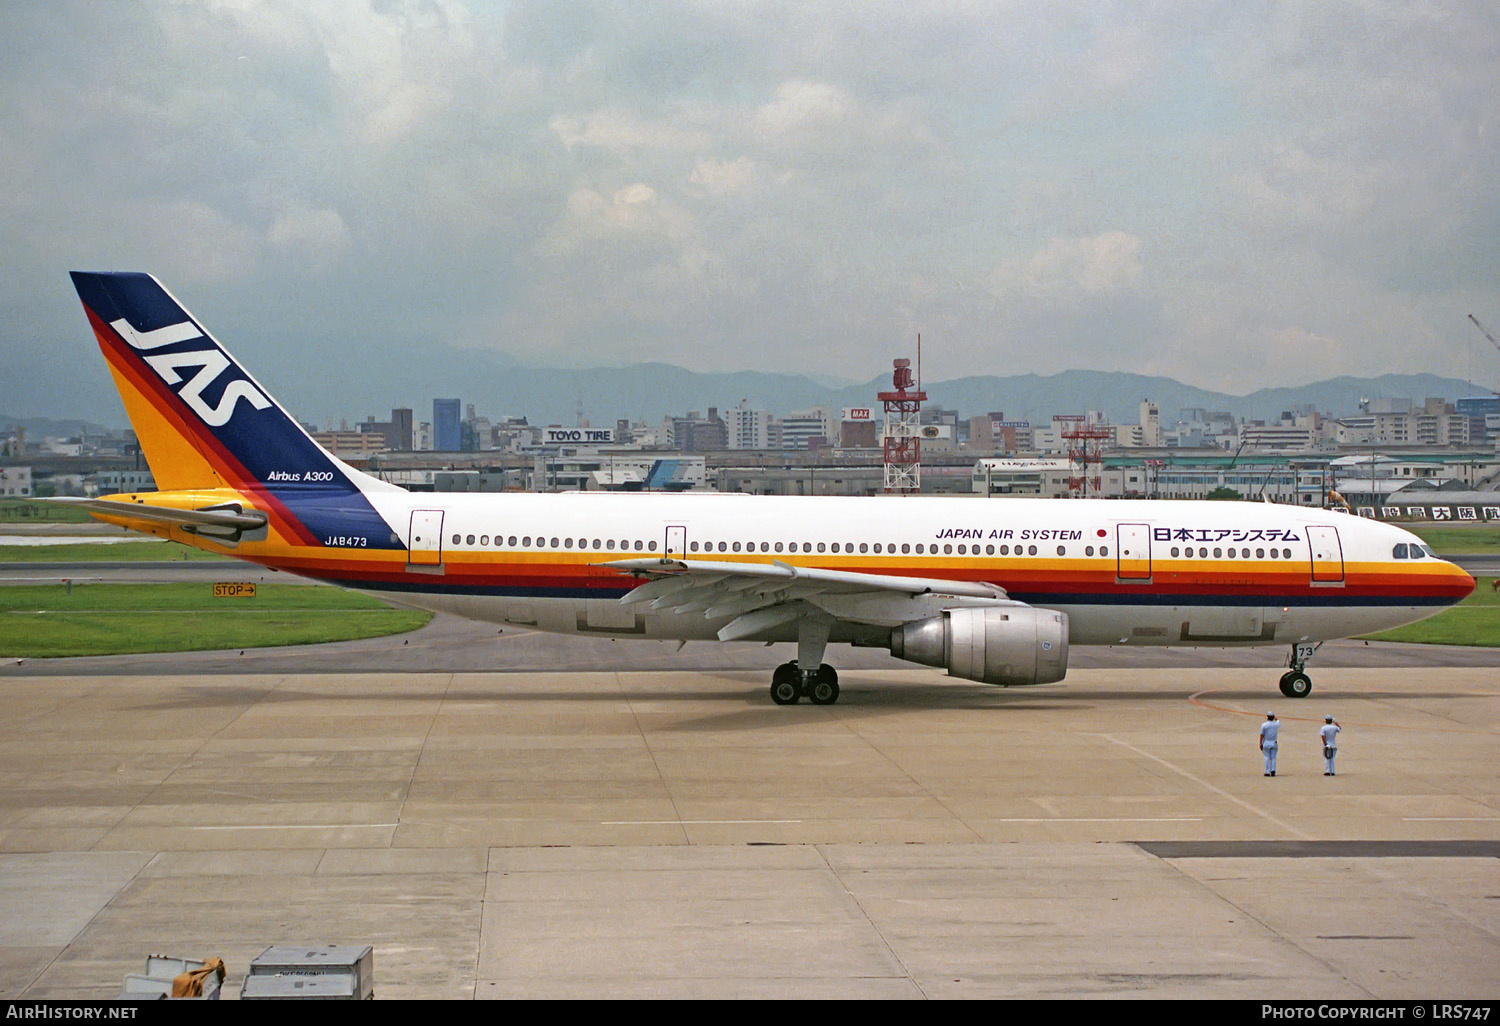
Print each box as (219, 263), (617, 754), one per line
(1267, 711), (1275, 717)
(1326, 715), (1334, 721)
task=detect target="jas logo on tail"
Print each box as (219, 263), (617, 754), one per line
(111, 319), (271, 427)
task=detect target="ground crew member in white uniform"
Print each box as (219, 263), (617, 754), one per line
(1320, 715), (1341, 775)
(1259, 712), (1279, 776)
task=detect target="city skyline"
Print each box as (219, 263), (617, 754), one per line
(2, 3), (1499, 422)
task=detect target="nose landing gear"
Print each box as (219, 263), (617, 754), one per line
(1279, 642), (1318, 698)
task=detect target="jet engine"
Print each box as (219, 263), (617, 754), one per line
(889, 606), (1069, 686)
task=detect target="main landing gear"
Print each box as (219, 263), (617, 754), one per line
(769, 615), (841, 705)
(1279, 642), (1318, 698)
(769, 661), (840, 705)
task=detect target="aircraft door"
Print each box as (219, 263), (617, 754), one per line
(408, 510), (444, 566)
(665, 525), (687, 559)
(1116, 523), (1152, 581)
(1308, 525), (1345, 583)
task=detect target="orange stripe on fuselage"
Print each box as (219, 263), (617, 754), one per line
(224, 547), (1474, 603)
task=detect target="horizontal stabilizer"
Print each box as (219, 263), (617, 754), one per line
(45, 497), (268, 530)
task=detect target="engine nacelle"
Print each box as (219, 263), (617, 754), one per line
(889, 606), (1069, 686)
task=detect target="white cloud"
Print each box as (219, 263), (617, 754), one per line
(689, 156), (758, 197)
(549, 109), (709, 154)
(754, 80), (851, 137)
(267, 202), (351, 273)
(991, 232), (1146, 302)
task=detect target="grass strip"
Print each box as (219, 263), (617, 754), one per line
(1405, 524), (1500, 554)
(0, 500), (95, 524)
(1360, 577), (1500, 646)
(0, 582), (431, 657)
(0, 541), (229, 562)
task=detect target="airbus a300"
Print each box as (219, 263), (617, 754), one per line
(61, 272), (1476, 704)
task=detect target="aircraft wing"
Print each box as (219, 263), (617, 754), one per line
(43, 497), (268, 531)
(597, 557), (1013, 640)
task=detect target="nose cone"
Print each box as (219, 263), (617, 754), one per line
(1440, 560), (1476, 602)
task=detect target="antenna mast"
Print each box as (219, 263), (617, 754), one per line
(878, 346), (926, 494)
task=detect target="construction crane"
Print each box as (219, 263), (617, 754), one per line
(1470, 313), (1500, 354)
(1467, 314), (1500, 444)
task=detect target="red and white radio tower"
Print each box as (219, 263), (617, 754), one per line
(1060, 416), (1111, 497)
(878, 348), (926, 494)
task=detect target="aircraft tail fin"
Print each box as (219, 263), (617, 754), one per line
(70, 271), (394, 496)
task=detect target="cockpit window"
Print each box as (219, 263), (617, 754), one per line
(1392, 543), (1409, 559)
(1409, 544), (1426, 559)
(1419, 544), (1436, 558)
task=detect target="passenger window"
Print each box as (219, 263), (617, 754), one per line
(1099, 546), (1107, 556)
(817, 542), (826, 553)
(1256, 548), (1265, 558)
(508, 536), (517, 546)
(902, 543), (910, 554)
(943, 544), (953, 554)
(1283, 548), (1291, 558)
(550, 538), (560, 548)
(831, 543), (840, 553)
(957, 544), (966, 555)
(648, 541), (657, 551)
(774, 542), (783, 553)
(761, 542), (770, 552)
(593, 538), (602, 549)
(1057, 545), (1065, 556)
(634, 540), (643, 550)
(859, 543), (868, 553)
(999, 544), (1009, 555)
(1027, 545), (1037, 555)
(522, 536), (531, 547)
(719, 542), (728, 552)
(732, 542), (741, 552)
(452, 534), (461, 544)
(480, 535), (489, 546)
(1213, 547), (1221, 558)
(986, 544), (994, 555)
(690, 542), (699, 552)
(467, 534), (476, 545)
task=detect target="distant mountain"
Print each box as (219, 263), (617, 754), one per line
(437, 363), (1494, 428)
(8, 347), (1493, 432)
(0, 414), (119, 440)
(880, 371), (1496, 426)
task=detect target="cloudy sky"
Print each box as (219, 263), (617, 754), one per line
(4, 0), (1499, 422)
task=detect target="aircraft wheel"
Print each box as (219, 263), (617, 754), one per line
(1279, 672), (1312, 699)
(771, 663), (801, 705)
(808, 669), (840, 706)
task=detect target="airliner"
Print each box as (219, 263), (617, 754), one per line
(60, 272), (1475, 705)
